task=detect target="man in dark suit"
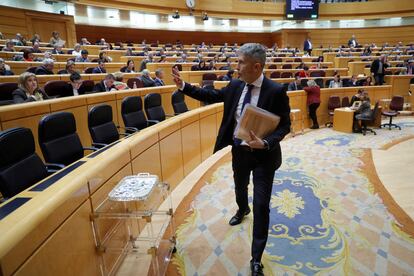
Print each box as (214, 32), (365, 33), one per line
(93, 74), (115, 92)
(92, 60), (107, 74)
(303, 38), (313, 55)
(172, 43), (291, 276)
(154, 69), (165, 86)
(35, 58), (54, 75)
(140, 69), (156, 87)
(370, 55), (389, 85)
(348, 34), (358, 48)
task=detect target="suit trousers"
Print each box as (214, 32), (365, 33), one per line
(374, 74), (385, 85)
(231, 144), (281, 261)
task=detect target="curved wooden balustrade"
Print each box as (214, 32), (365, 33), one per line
(0, 103), (223, 275)
(0, 85), (201, 159)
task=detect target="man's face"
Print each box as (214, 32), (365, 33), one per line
(99, 62), (105, 69)
(71, 79), (82, 90)
(237, 54), (261, 84)
(82, 53), (88, 59)
(46, 63), (54, 71)
(158, 71), (164, 79)
(105, 79), (114, 87)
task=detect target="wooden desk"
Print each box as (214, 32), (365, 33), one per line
(333, 107), (355, 133)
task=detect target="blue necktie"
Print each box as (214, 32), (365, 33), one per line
(234, 84), (254, 146)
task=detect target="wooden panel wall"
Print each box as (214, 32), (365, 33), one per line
(0, 6), (77, 47)
(75, 25), (273, 46)
(75, 0), (414, 20)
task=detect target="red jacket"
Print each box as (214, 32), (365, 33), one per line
(304, 86), (321, 106)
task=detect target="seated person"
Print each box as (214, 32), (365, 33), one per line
(2, 40), (15, 52)
(113, 72), (128, 90)
(158, 55), (167, 63)
(31, 42), (42, 53)
(13, 72), (49, 103)
(35, 58), (54, 75)
(154, 69), (165, 86)
(329, 74), (343, 88)
(99, 51), (112, 63)
(52, 45), (64, 55)
(0, 58), (14, 75)
(124, 60), (135, 73)
(297, 66), (310, 78)
(363, 76), (374, 86)
(352, 90), (371, 132)
(72, 44), (82, 56)
(350, 88), (363, 106)
(140, 69), (156, 87)
(287, 75), (303, 91)
(75, 50), (90, 62)
(295, 62), (305, 69)
(93, 73), (116, 92)
(80, 37), (91, 45)
(59, 60), (77, 75)
(195, 60), (208, 71)
(30, 34), (41, 45)
(49, 31), (65, 47)
(222, 69), (235, 81)
(69, 72), (83, 96)
(176, 54), (187, 63)
(139, 53), (154, 71)
(92, 60), (107, 74)
(348, 75), (358, 87)
(23, 49), (34, 62)
(125, 48), (136, 57)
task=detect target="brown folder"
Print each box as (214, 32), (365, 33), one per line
(235, 104), (280, 141)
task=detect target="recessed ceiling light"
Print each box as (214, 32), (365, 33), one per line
(109, 15), (114, 18)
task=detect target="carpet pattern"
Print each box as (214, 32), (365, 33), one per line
(171, 118), (414, 276)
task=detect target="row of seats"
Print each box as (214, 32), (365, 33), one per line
(0, 91), (189, 199)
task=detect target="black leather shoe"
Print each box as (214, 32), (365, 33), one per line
(250, 260), (264, 276)
(228, 207), (251, 226)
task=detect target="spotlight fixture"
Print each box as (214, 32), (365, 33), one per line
(202, 12), (208, 21)
(172, 10), (180, 19)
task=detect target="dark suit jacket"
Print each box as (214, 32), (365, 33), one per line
(35, 66), (53, 75)
(370, 59), (389, 75)
(348, 39), (357, 47)
(51, 49), (64, 54)
(12, 88), (49, 104)
(181, 76), (291, 152)
(92, 67), (106, 74)
(93, 81), (114, 92)
(140, 76), (156, 87)
(154, 78), (164, 86)
(303, 40), (312, 51)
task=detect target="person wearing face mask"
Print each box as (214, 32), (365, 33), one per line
(13, 72), (50, 103)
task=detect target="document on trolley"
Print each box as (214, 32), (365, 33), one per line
(235, 104), (280, 142)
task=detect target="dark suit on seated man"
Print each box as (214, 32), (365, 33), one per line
(172, 43), (291, 276)
(140, 69), (156, 87)
(92, 60), (107, 74)
(93, 74), (116, 92)
(35, 58), (54, 75)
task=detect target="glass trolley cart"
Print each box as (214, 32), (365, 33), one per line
(91, 173), (176, 276)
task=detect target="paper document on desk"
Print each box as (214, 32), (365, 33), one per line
(235, 104), (280, 141)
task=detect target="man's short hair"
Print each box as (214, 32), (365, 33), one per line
(238, 43), (266, 67)
(142, 69), (150, 76)
(81, 49), (88, 55)
(43, 58), (54, 65)
(70, 72), (81, 82)
(105, 73), (115, 80)
(98, 59), (105, 65)
(155, 69), (163, 77)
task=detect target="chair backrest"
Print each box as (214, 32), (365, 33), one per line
(88, 104), (119, 145)
(273, 58), (282, 62)
(0, 82), (18, 101)
(127, 78), (144, 89)
(270, 71), (280, 78)
(268, 64), (277, 69)
(390, 95), (404, 111)
(342, 78), (350, 87)
(171, 90), (189, 114)
(300, 79), (308, 88)
(0, 127), (48, 198)
(370, 101), (380, 121)
(120, 66), (127, 72)
(410, 77), (414, 84)
(67, 49), (73, 54)
(341, 96), (350, 107)
(281, 72), (293, 78)
(191, 65), (199, 71)
(314, 78), (324, 88)
(38, 112), (84, 166)
(84, 67), (94, 74)
(325, 79), (333, 87)
(310, 70), (325, 77)
(121, 96), (148, 130)
(328, 96), (341, 110)
(294, 58), (302, 62)
(144, 93), (166, 122)
(44, 80), (72, 98)
(78, 80), (95, 94)
(282, 64), (292, 69)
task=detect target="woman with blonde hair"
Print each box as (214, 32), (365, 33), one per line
(304, 79), (321, 129)
(12, 72), (49, 103)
